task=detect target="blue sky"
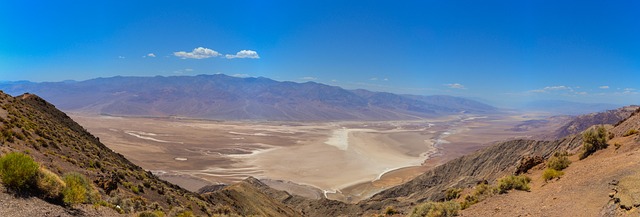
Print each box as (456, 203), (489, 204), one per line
(1, 0), (639, 106)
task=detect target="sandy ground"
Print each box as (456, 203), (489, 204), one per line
(70, 113), (564, 202)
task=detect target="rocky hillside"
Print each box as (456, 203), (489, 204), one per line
(0, 74), (497, 121)
(459, 107), (640, 216)
(0, 91), (234, 216)
(551, 105), (639, 139)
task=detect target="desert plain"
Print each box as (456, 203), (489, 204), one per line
(70, 112), (566, 202)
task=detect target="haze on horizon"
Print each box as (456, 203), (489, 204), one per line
(1, 1), (639, 106)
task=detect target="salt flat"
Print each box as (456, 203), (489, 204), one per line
(70, 113), (565, 202)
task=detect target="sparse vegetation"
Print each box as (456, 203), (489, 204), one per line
(409, 201), (460, 217)
(547, 151), (571, 171)
(36, 167), (65, 199)
(580, 125), (608, 160)
(623, 129), (639, 137)
(542, 168), (564, 181)
(497, 175), (531, 194)
(62, 172), (91, 205)
(383, 206), (399, 215)
(0, 152), (39, 190)
(444, 188), (462, 201)
(460, 182), (496, 209)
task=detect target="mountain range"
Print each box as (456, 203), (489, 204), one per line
(0, 74), (497, 121)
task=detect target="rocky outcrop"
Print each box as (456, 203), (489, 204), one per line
(514, 155), (544, 175)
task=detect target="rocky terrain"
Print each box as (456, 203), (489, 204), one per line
(0, 91), (229, 216)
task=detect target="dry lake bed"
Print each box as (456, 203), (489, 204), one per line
(70, 113), (565, 202)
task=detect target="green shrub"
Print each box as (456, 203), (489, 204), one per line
(580, 125), (608, 160)
(623, 129), (639, 137)
(542, 168), (564, 181)
(138, 211), (165, 217)
(36, 167), (65, 199)
(62, 172), (90, 205)
(497, 175), (531, 194)
(547, 151), (571, 171)
(384, 206), (399, 215)
(175, 211), (194, 217)
(0, 152), (39, 190)
(409, 201), (460, 217)
(444, 188), (462, 201)
(459, 183), (496, 210)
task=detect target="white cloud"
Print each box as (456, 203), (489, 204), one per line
(300, 76), (317, 81)
(231, 74), (251, 78)
(147, 53), (156, 57)
(383, 78), (389, 81)
(173, 68), (195, 74)
(174, 47), (221, 59)
(599, 86), (609, 89)
(528, 85), (571, 93)
(445, 83), (466, 89)
(370, 77), (378, 81)
(225, 50), (260, 59)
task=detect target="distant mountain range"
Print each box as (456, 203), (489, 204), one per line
(0, 74), (497, 121)
(517, 100), (622, 115)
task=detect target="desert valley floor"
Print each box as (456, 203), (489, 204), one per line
(70, 113), (566, 202)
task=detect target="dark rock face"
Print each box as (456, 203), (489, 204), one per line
(514, 155), (544, 175)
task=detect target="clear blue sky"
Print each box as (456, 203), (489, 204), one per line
(1, 0), (639, 105)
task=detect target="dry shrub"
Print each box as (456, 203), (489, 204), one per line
(36, 167), (65, 199)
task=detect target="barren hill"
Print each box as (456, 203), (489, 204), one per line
(0, 74), (497, 121)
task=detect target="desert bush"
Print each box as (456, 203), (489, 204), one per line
(175, 210), (194, 217)
(383, 206), (399, 215)
(547, 151), (571, 171)
(580, 125), (608, 160)
(497, 175), (531, 194)
(542, 168), (564, 181)
(0, 152), (39, 190)
(36, 167), (65, 199)
(62, 172), (90, 205)
(138, 211), (165, 217)
(444, 188), (462, 201)
(623, 129), (639, 137)
(409, 201), (460, 217)
(615, 143), (622, 150)
(459, 183), (496, 210)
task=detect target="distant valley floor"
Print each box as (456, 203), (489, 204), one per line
(70, 113), (567, 202)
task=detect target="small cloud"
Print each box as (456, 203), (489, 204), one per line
(575, 91), (588, 95)
(331, 79), (337, 82)
(231, 74), (251, 78)
(300, 76), (317, 81)
(383, 78), (389, 81)
(445, 83), (466, 89)
(146, 53), (156, 58)
(225, 50), (260, 59)
(173, 68), (195, 74)
(174, 47), (221, 59)
(370, 77), (378, 81)
(118, 56), (125, 59)
(528, 85), (571, 93)
(599, 86), (609, 89)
